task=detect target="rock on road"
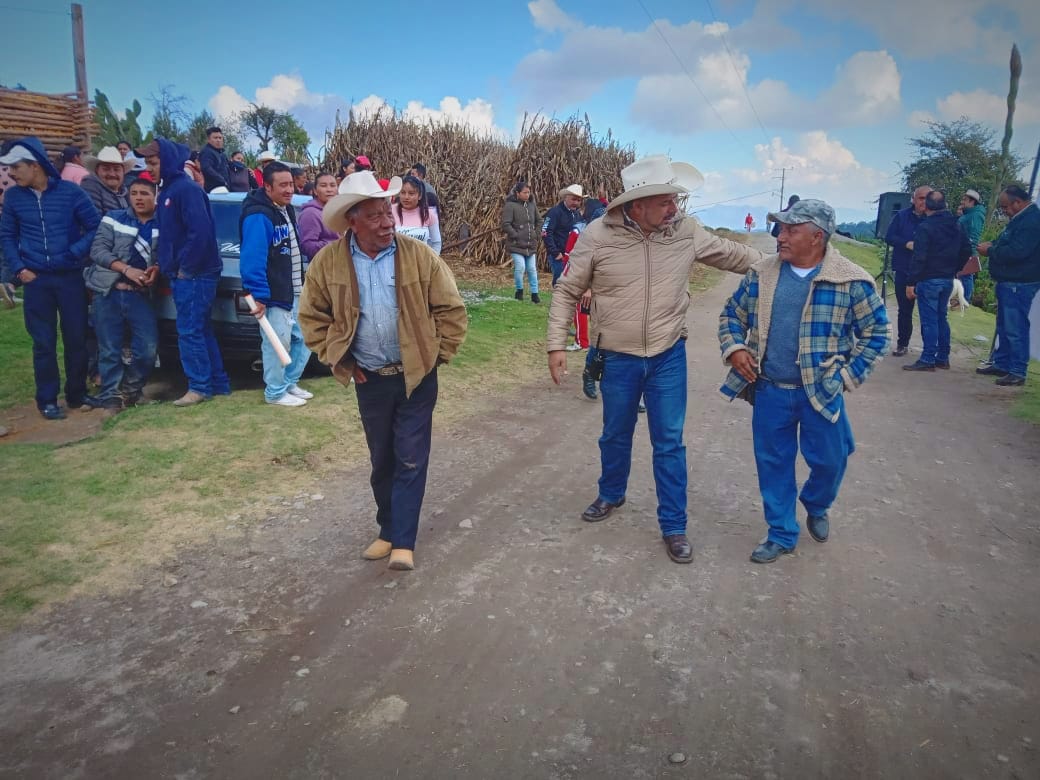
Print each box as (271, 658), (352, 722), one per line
(2, 234), (1039, 778)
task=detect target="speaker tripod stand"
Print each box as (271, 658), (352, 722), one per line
(874, 245), (895, 298)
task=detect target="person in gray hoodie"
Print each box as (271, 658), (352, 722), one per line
(297, 172), (340, 258)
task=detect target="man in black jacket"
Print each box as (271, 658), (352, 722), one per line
(542, 184), (586, 286)
(239, 162), (312, 407)
(903, 190), (970, 372)
(198, 126), (230, 192)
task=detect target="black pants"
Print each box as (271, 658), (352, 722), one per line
(893, 270), (916, 349)
(355, 369), (438, 550)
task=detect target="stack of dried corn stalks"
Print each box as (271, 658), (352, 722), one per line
(320, 110), (634, 265)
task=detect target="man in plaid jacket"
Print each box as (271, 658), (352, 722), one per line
(718, 199), (890, 563)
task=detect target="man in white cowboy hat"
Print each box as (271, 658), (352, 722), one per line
(547, 154), (764, 565)
(253, 150), (278, 188)
(81, 146), (135, 216)
(298, 170), (468, 572)
(956, 188), (985, 303)
(543, 183), (587, 286)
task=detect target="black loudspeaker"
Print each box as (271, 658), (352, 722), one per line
(875, 192), (910, 239)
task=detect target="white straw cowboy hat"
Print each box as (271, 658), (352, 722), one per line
(256, 150), (278, 163)
(323, 170), (402, 233)
(559, 184), (585, 199)
(606, 154), (705, 212)
(85, 146), (135, 173)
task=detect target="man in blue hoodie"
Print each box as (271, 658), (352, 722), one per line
(0, 136), (100, 419)
(885, 186), (931, 356)
(138, 138), (229, 406)
(239, 161), (312, 407)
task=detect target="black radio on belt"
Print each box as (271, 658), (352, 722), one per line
(587, 334), (605, 381)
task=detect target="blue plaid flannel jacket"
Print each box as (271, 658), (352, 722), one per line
(718, 247), (890, 422)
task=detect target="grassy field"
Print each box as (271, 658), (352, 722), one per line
(837, 240), (1040, 422)
(0, 283), (558, 624)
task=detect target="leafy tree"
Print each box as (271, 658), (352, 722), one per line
(148, 84), (190, 143)
(239, 103), (280, 151)
(93, 89), (148, 149)
(901, 118), (1025, 218)
(185, 110), (249, 156)
(273, 114), (311, 163)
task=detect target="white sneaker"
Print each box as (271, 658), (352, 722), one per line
(266, 393), (306, 407)
(565, 343), (583, 352)
(287, 384), (313, 399)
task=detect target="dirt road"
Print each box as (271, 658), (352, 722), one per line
(3, 243), (1039, 778)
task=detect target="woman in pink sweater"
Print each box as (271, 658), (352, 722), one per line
(392, 175), (441, 254)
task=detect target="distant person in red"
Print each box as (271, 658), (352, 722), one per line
(745, 212), (754, 232)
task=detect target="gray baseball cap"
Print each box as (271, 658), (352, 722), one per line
(768, 198), (836, 235)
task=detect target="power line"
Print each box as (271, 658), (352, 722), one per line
(691, 189), (776, 210)
(635, 0), (744, 148)
(702, 0), (771, 144)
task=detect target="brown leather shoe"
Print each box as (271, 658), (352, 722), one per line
(581, 496), (625, 522)
(362, 539), (392, 560)
(663, 534), (693, 564)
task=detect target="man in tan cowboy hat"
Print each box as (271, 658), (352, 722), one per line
(298, 171), (468, 572)
(547, 154), (764, 565)
(81, 146), (135, 216)
(543, 183), (586, 286)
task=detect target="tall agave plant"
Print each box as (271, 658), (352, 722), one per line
(986, 44), (1022, 226)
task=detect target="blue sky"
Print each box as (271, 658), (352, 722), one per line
(5, 0), (1039, 225)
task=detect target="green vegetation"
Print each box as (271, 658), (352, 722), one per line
(0, 285), (551, 623)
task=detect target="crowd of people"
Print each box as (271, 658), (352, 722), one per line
(884, 183), (1039, 386)
(0, 129), (445, 416)
(2, 128), (1038, 571)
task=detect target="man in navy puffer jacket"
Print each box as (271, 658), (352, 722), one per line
(0, 136), (100, 419)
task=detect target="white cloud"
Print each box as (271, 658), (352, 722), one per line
(718, 131), (897, 220)
(937, 87), (1040, 127)
(628, 50), (901, 134)
(207, 76), (507, 150)
(528, 0), (579, 32)
(785, 0), (1029, 65)
(515, 7), (900, 133)
(907, 109), (937, 128)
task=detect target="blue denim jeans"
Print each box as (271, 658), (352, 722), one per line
(511, 253), (538, 294)
(355, 369), (438, 550)
(21, 271), (88, 409)
(598, 340), (687, 537)
(171, 273), (230, 396)
(960, 274), (975, 304)
(993, 281), (1040, 378)
(93, 288), (158, 402)
(550, 258), (565, 287)
(261, 299), (311, 401)
(915, 278), (953, 365)
(752, 380), (856, 549)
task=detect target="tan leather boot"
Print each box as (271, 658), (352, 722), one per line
(362, 539), (392, 560)
(387, 549), (414, 571)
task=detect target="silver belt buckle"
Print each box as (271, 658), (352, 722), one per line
(375, 364), (403, 376)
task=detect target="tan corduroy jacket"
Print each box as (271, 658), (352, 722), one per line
(298, 232), (468, 397)
(547, 210), (765, 356)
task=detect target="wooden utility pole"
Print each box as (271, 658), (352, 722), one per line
(71, 3), (90, 148)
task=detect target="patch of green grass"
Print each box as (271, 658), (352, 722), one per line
(0, 283), (556, 623)
(838, 240), (1040, 424)
(0, 304), (52, 410)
